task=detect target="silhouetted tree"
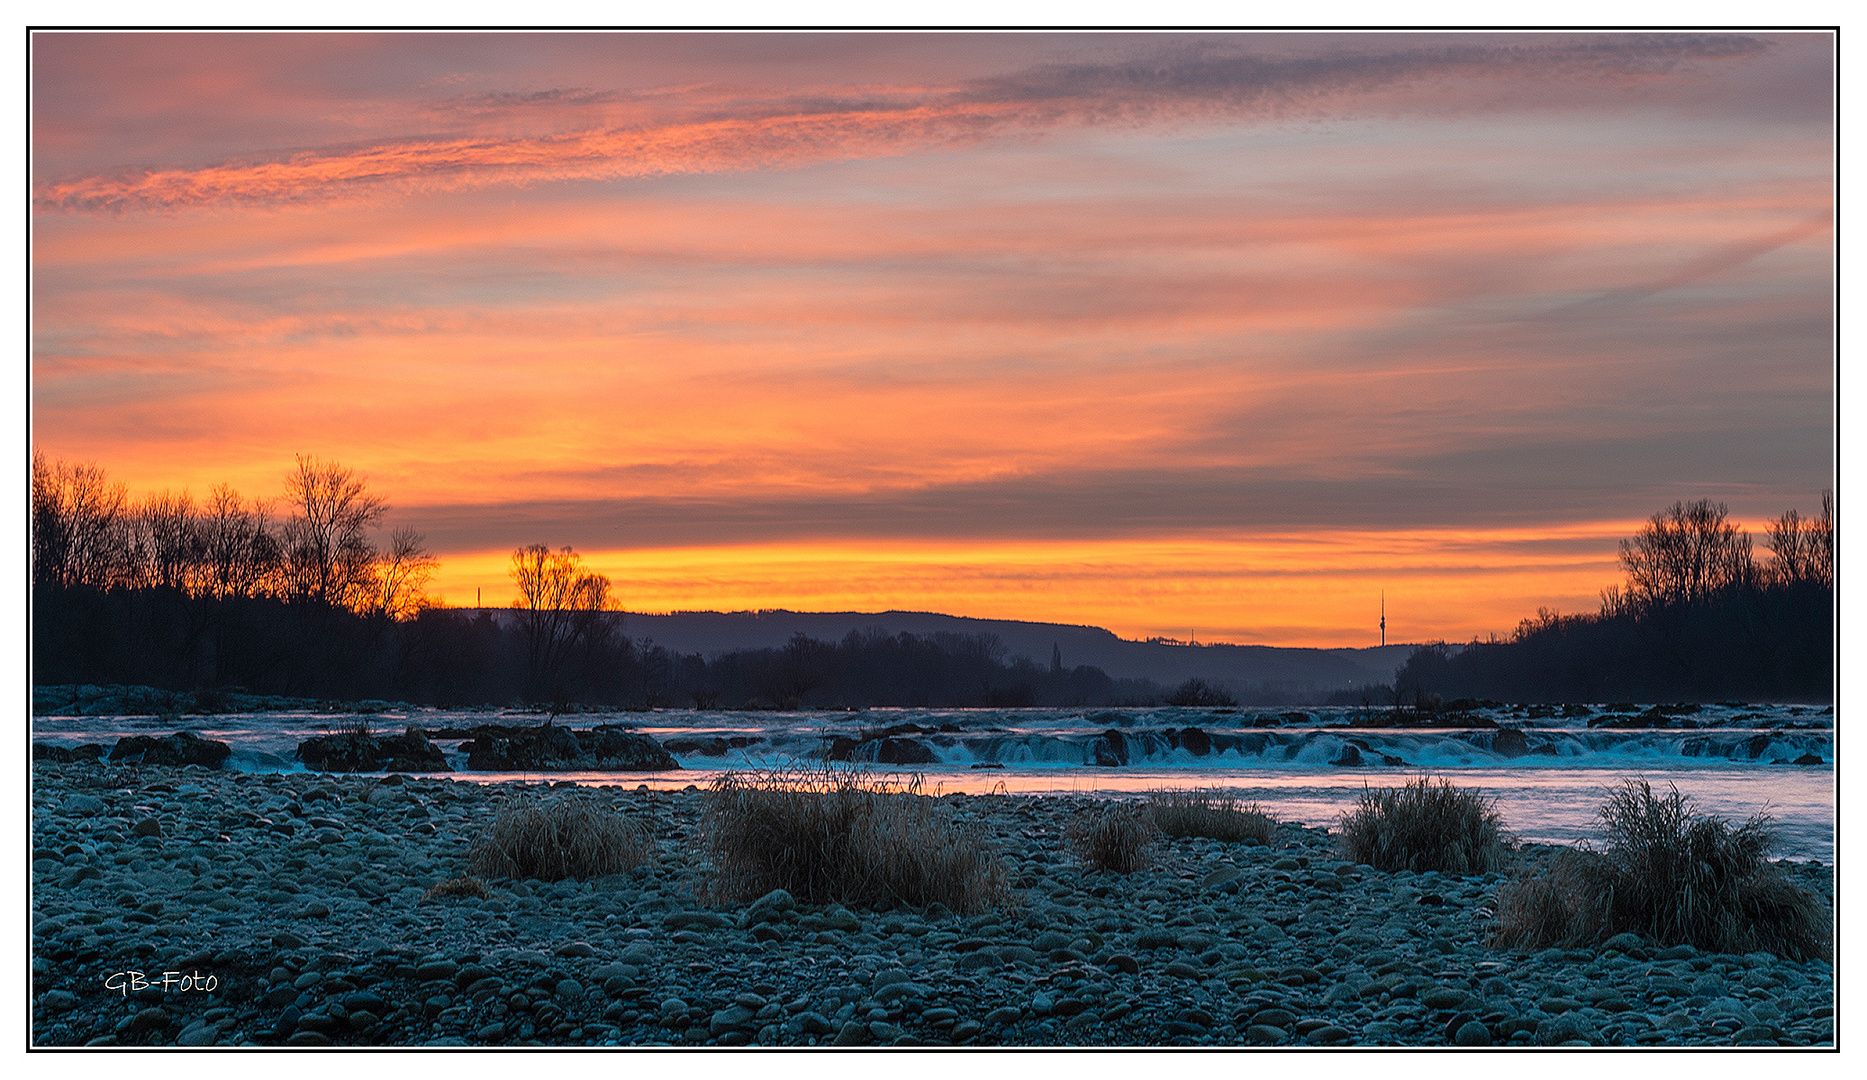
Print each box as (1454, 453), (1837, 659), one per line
(279, 455), (385, 609)
(366, 529), (438, 621)
(32, 452), (129, 588)
(509, 543), (614, 701)
(1766, 492), (1833, 588)
(198, 483), (281, 599)
(133, 490), (204, 592)
(1618, 499), (1754, 610)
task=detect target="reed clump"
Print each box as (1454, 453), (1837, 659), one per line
(466, 795), (653, 882)
(1337, 775), (1509, 874)
(1067, 802), (1158, 873)
(1490, 779), (1831, 960)
(701, 764), (1008, 913)
(1147, 788), (1278, 845)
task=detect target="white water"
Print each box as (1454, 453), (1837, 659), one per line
(32, 702), (1835, 862)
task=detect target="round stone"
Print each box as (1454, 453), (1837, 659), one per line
(1454, 1020), (1493, 1046)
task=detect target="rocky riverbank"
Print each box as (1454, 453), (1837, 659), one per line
(30, 760), (1834, 1048)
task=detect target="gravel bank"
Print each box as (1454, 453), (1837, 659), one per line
(30, 761), (1835, 1048)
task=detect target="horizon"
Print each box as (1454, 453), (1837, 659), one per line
(31, 31), (1834, 649)
(432, 602), (1433, 652)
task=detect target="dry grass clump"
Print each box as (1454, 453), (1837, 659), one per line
(701, 764), (1008, 913)
(1491, 779), (1831, 960)
(1337, 776), (1509, 874)
(1490, 849), (1594, 945)
(1067, 802), (1158, 873)
(466, 795), (653, 882)
(1147, 788), (1278, 844)
(423, 875), (492, 900)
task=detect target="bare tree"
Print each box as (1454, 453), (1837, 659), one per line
(1617, 499), (1754, 609)
(31, 452), (66, 587)
(199, 484), (281, 599)
(367, 528), (438, 621)
(31, 453), (130, 589)
(1766, 491), (1833, 588)
(279, 455), (386, 609)
(509, 544), (613, 700)
(136, 490), (204, 592)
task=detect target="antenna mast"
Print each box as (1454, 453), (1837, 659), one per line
(1380, 592), (1386, 648)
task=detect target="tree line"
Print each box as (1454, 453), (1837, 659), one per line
(33, 453), (437, 619)
(1389, 497), (1833, 704)
(30, 455), (1167, 708)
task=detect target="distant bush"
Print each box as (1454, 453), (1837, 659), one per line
(1148, 788), (1277, 845)
(466, 796), (652, 882)
(1165, 678), (1237, 707)
(1068, 802), (1158, 873)
(701, 764), (1008, 913)
(1491, 780), (1830, 960)
(1337, 776), (1509, 874)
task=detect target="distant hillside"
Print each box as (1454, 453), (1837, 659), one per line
(510, 608), (1412, 701)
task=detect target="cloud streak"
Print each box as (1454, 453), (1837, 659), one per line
(37, 34), (1777, 214)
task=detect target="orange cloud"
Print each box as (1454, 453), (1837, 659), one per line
(36, 103), (1032, 214)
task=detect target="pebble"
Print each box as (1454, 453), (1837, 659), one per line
(25, 762), (1834, 1048)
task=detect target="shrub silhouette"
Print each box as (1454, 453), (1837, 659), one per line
(466, 795), (652, 882)
(1067, 802), (1158, 873)
(1491, 779), (1830, 960)
(1337, 776), (1509, 873)
(1165, 678), (1236, 707)
(1148, 788), (1277, 844)
(701, 764), (1007, 913)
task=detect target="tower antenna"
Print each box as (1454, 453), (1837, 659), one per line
(1380, 592), (1386, 648)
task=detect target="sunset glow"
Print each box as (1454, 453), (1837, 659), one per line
(31, 31), (1834, 647)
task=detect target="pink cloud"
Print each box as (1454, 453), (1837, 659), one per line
(35, 32), (1798, 214)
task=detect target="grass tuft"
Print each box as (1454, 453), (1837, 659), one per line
(1148, 788), (1278, 844)
(423, 875), (492, 900)
(466, 795), (653, 882)
(1067, 802), (1158, 873)
(1336, 775), (1509, 874)
(1491, 779), (1831, 960)
(701, 764), (1008, 913)
(1490, 849), (1593, 945)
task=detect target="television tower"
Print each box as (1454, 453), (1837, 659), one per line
(1380, 592), (1386, 648)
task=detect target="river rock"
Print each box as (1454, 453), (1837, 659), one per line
(1090, 729), (1129, 766)
(108, 731), (231, 768)
(873, 738), (936, 765)
(297, 727), (450, 772)
(1454, 1020), (1492, 1046)
(61, 793), (107, 815)
(461, 724), (678, 771)
(34, 743), (105, 763)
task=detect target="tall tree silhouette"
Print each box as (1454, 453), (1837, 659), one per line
(1617, 499), (1754, 609)
(32, 452), (129, 589)
(279, 455), (385, 609)
(198, 483), (280, 599)
(1766, 492), (1833, 587)
(509, 544), (614, 701)
(367, 529), (438, 621)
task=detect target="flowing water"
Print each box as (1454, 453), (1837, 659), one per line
(32, 702), (1835, 861)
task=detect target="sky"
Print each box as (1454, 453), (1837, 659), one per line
(29, 30), (1835, 648)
